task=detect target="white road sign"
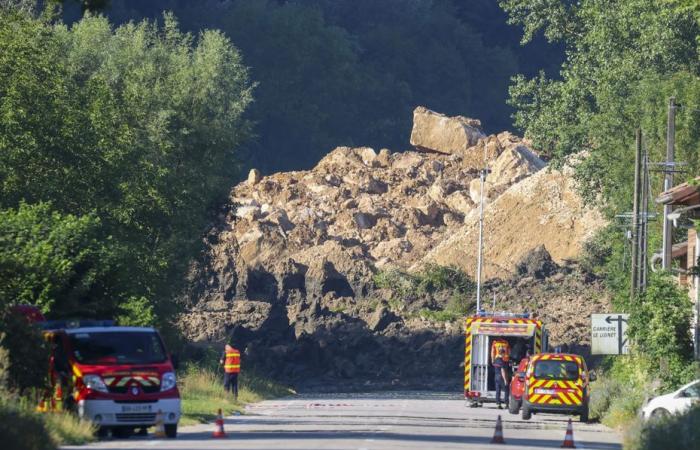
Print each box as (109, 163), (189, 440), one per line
(591, 313), (629, 355)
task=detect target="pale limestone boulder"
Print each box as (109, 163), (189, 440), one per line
(248, 168), (262, 185)
(444, 190), (474, 215)
(409, 106), (485, 154)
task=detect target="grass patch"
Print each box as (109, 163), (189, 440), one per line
(43, 412), (96, 445)
(0, 395), (95, 449)
(0, 403), (55, 450)
(418, 309), (460, 322)
(179, 365), (293, 426)
(589, 358), (649, 428)
(374, 265), (475, 318)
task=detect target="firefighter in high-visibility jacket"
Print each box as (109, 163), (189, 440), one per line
(220, 343), (241, 400)
(491, 338), (511, 363)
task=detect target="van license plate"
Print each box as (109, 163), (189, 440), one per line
(121, 405), (152, 413)
(534, 389), (557, 395)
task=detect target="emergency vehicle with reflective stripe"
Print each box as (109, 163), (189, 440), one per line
(520, 352), (591, 420)
(42, 326), (181, 432)
(464, 313), (548, 401)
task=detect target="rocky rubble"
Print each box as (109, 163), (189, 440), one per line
(178, 107), (607, 390)
(419, 160), (605, 279)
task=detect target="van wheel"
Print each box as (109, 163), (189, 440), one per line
(521, 405), (532, 420)
(112, 427), (133, 439)
(580, 405), (589, 423)
(508, 396), (520, 415)
(165, 424), (177, 438)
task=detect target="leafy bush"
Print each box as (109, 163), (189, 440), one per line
(0, 203), (117, 317)
(627, 275), (694, 389)
(589, 372), (625, 421)
(116, 296), (156, 327)
(374, 265), (475, 320)
(590, 356), (652, 427)
(418, 309), (460, 322)
(0, 7), (252, 323)
(625, 405), (700, 450)
(416, 264), (475, 295)
(372, 269), (416, 298)
(0, 404), (55, 450)
(446, 293), (474, 316)
(0, 312), (48, 392)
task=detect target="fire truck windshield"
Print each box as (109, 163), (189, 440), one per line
(68, 331), (167, 365)
(533, 360), (579, 381)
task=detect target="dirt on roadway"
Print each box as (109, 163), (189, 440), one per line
(62, 392), (622, 450)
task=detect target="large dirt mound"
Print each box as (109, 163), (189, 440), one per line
(178, 107), (609, 389)
(418, 161), (605, 279)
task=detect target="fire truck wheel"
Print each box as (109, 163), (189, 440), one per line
(521, 405), (532, 420)
(165, 424), (178, 438)
(508, 396), (520, 414)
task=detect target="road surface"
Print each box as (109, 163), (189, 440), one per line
(63, 392), (622, 450)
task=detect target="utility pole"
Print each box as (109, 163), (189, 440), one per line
(639, 148), (649, 291)
(662, 97), (676, 270)
(631, 129), (642, 300)
(475, 144), (490, 312)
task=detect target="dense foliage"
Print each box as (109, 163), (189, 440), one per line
(503, 0), (700, 429)
(0, 203), (115, 317)
(625, 405), (700, 450)
(501, 0), (700, 210)
(65, 0), (564, 173)
(0, 6), (252, 325)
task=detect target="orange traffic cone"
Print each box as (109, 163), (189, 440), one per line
(212, 408), (226, 438)
(561, 418), (576, 448)
(154, 410), (166, 438)
(490, 414), (506, 444)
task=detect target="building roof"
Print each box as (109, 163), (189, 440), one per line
(656, 177), (700, 206)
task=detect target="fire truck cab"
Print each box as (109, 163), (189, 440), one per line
(464, 312), (548, 406)
(44, 322), (181, 437)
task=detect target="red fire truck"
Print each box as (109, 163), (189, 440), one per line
(40, 319), (181, 438)
(463, 312), (548, 406)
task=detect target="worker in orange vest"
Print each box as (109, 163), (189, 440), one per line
(219, 343), (241, 401)
(491, 338), (511, 363)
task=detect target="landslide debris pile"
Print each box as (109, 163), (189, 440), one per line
(178, 107), (608, 389)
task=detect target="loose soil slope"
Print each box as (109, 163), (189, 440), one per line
(178, 108), (609, 390)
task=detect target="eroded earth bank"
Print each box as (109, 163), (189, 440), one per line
(178, 107), (609, 390)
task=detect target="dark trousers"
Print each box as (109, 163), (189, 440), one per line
(495, 377), (509, 405)
(224, 372), (239, 400)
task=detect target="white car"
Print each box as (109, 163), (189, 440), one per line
(641, 379), (700, 419)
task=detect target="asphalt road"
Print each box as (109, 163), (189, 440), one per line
(63, 392), (623, 450)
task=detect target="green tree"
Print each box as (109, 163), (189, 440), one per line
(141, 0), (521, 172)
(0, 203), (117, 317)
(0, 6), (252, 321)
(501, 0), (700, 210)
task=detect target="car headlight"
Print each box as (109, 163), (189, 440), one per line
(161, 372), (176, 391)
(83, 374), (108, 393)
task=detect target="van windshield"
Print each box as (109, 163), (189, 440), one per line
(533, 360), (579, 380)
(68, 331), (167, 365)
